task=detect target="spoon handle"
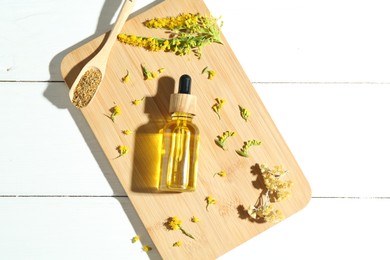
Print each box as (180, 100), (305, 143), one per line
(99, 0), (136, 59)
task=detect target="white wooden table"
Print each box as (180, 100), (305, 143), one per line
(1, 0), (389, 259)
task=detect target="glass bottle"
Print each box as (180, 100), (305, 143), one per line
(159, 74), (199, 192)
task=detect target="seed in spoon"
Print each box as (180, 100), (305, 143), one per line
(72, 68), (102, 108)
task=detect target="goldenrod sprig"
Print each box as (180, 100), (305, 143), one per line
(239, 105), (250, 122)
(215, 131), (235, 150)
(212, 98), (225, 119)
(167, 217), (195, 239)
(118, 13), (223, 59)
(236, 139), (261, 157)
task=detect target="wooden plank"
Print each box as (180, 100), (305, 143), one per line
(60, 0), (311, 258)
(2, 0), (390, 82)
(0, 197), (154, 260)
(0, 197), (389, 259)
(0, 82), (124, 196)
(257, 83), (390, 197)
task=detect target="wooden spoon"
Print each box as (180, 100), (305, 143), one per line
(69, 0), (136, 108)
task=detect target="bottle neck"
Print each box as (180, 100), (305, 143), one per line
(171, 112), (194, 121)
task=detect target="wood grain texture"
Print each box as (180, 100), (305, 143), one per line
(60, 0), (311, 258)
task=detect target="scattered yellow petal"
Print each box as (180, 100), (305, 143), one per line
(173, 241), (182, 247)
(131, 235), (139, 243)
(117, 145), (128, 157)
(191, 216), (200, 223)
(122, 129), (134, 135)
(121, 70), (130, 83)
(110, 105), (122, 122)
(205, 196), (216, 211)
(158, 68), (165, 73)
(142, 245), (152, 252)
(214, 170), (226, 177)
(207, 70), (217, 80)
(132, 97), (145, 105)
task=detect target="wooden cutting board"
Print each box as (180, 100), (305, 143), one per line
(61, 0), (311, 258)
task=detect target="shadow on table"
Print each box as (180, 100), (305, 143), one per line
(43, 1), (164, 259)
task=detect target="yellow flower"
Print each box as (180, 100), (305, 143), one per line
(168, 217), (181, 230)
(205, 196), (216, 211)
(191, 216), (200, 223)
(239, 105), (250, 122)
(207, 70), (216, 80)
(212, 98), (225, 120)
(214, 170), (226, 177)
(116, 145), (128, 157)
(132, 97), (145, 105)
(142, 245), (152, 252)
(173, 241), (182, 247)
(236, 139), (262, 157)
(122, 129), (134, 135)
(118, 13), (223, 59)
(121, 70), (130, 83)
(110, 105), (122, 122)
(166, 217), (195, 239)
(141, 64), (162, 80)
(131, 235), (139, 243)
(215, 131), (235, 150)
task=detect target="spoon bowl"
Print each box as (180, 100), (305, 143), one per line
(69, 0), (136, 108)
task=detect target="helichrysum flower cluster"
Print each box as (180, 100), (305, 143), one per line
(215, 131), (235, 150)
(247, 164), (293, 223)
(117, 13), (223, 59)
(247, 199), (284, 223)
(260, 164), (293, 202)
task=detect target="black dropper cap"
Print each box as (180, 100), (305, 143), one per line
(178, 74), (191, 94)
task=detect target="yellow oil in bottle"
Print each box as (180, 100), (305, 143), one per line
(159, 112), (199, 191)
(159, 74), (199, 192)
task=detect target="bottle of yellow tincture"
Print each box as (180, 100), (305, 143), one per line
(159, 74), (199, 192)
